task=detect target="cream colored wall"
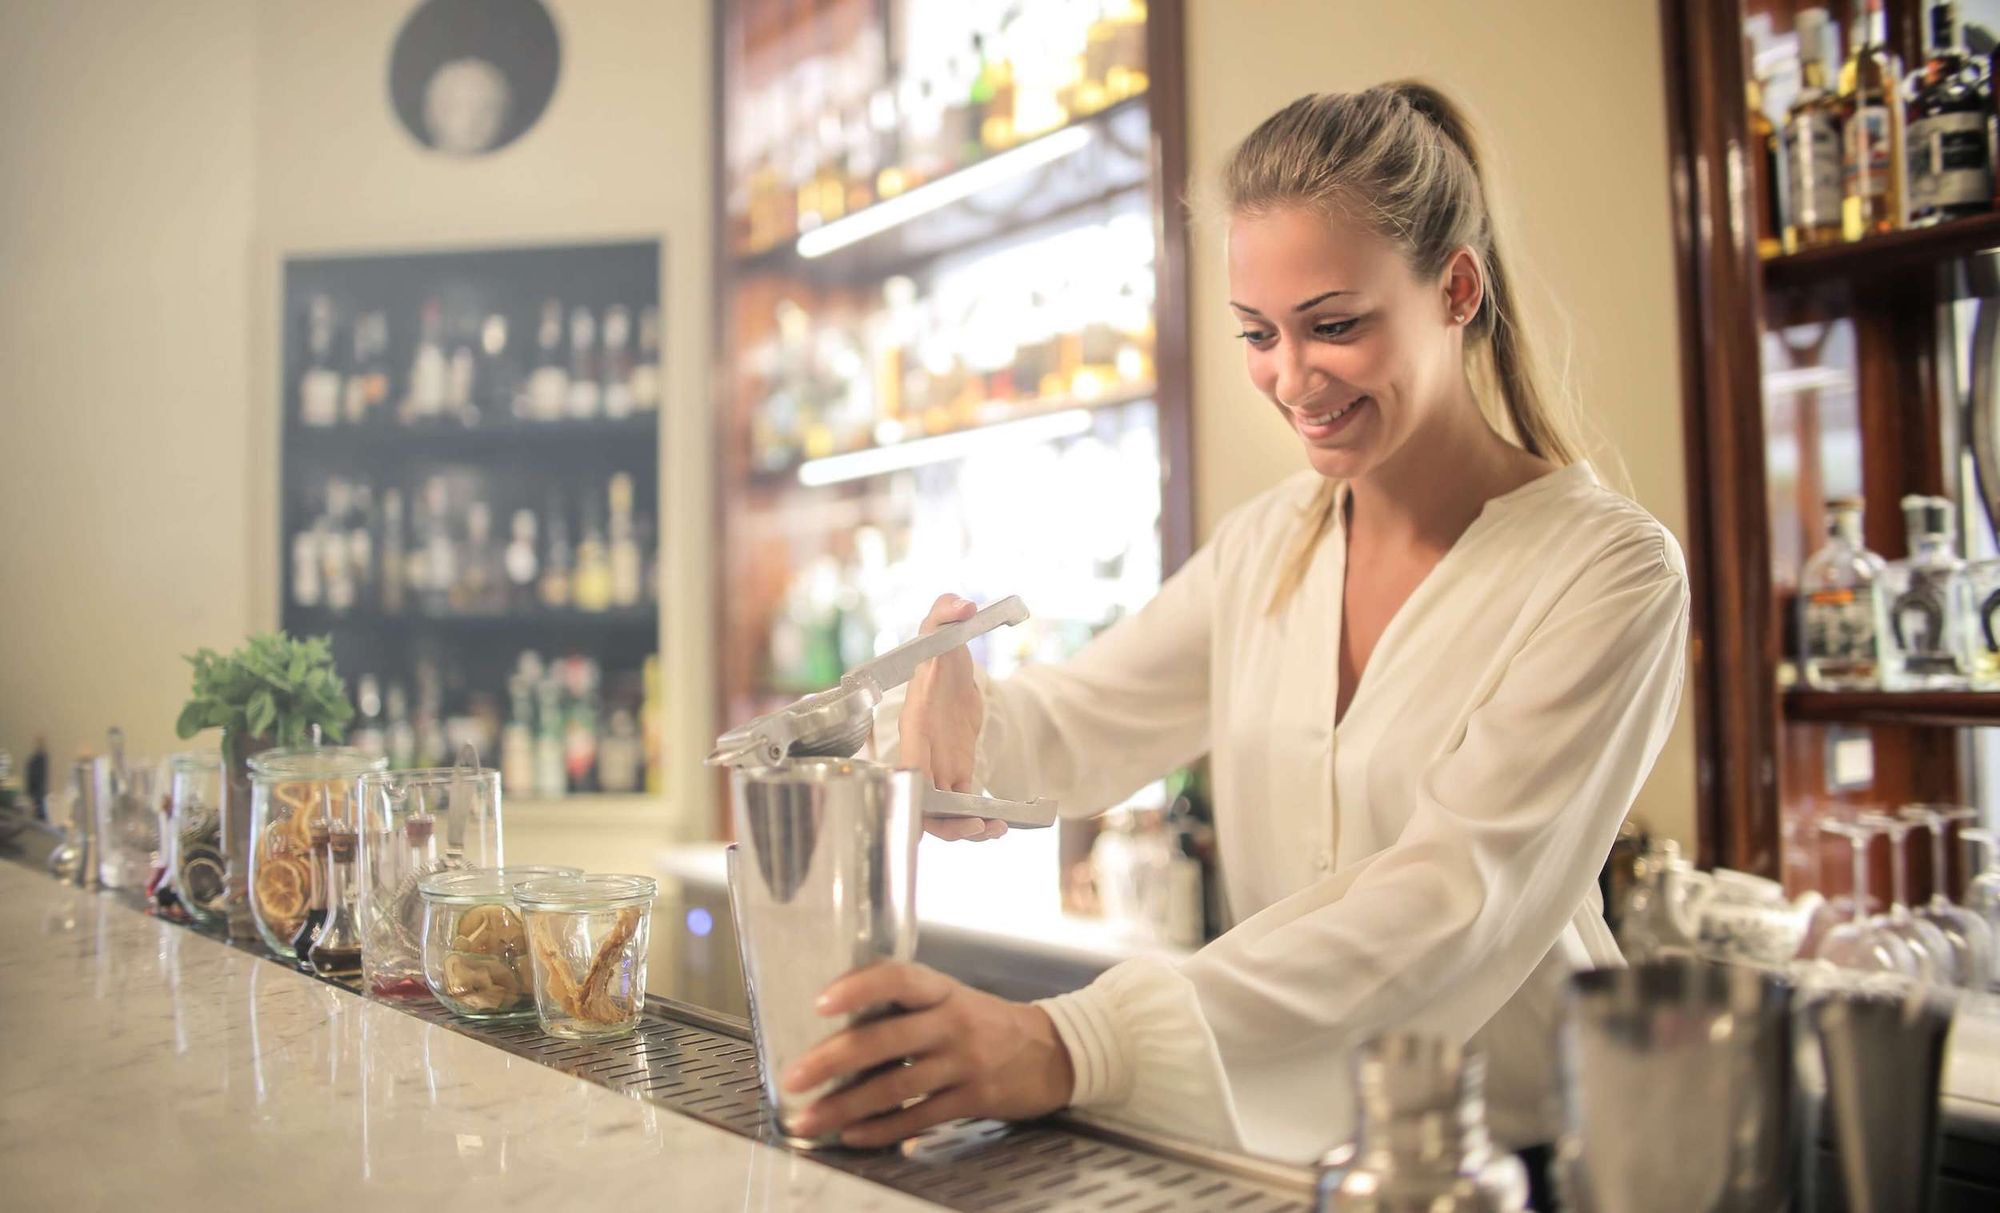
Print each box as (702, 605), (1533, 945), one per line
(247, 0), (715, 842)
(1182, 0), (1699, 846)
(0, 0), (259, 770)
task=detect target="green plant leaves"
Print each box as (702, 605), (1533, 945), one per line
(178, 631), (353, 746)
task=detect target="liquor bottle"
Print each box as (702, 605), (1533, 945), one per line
(500, 673), (537, 795)
(476, 313), (517, 416)
(385, 684), (417, 770)
(341, 311), (390, 426)
(1881, 494), (1970, 690)
(567, 305), (601, 419)
(529, 299), (569, 421)
(405, 297), (449, 422)
(380, 488), (406, 615)
(347, 481), (376, 606)
(1840, 0), (1908, 239)
(572, 493), (614, 613)
(503, 508), (540, 611)
(1747, 40), (1784, 259)
(321, 480), (355, 614)
(351, 674), (387, 761)
(1907, 0), (1992, 225)
(631, 304), (661, 411)
(457, 500), (502, 614)
(533, 675), (566, 797)
(601, 305), (635, 418)
(300, 295), (342, 428)
(1787, 9), (1846, 252)
(1801, 497), (1887, 689)
(608, 473), (642, 608)
(291, 525), (322, 608)
(597, 705), (642, 795)
(419, 477), (455, 616)
(540, 498), (573, 609)
(445, 307), (478, 421)
(561, 656), (601, 793)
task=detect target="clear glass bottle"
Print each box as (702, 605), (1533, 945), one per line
(1840, 0), (1908, 239)
(1786, 8), (1845, 252)
(1318, 1034), (1528, 1212)
(308, 823), (365, 978)
(1801, 497), (1888, 689)
(1880, 494), (1970, 690)
(1965, 556), (2000, 687)
(1906, 0), (1992, 225)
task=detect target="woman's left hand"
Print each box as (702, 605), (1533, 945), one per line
(782, 962), (1074, 1148)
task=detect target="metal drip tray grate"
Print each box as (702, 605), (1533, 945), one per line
(404, 994), (1314, 1212)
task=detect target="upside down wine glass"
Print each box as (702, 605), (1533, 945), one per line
(1899, 804), (1994, 990)
(1815, 817), (1920, 976)
(1857, 812), (1955, 983)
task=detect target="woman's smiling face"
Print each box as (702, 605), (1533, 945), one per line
(1227, 206), (1476, 482)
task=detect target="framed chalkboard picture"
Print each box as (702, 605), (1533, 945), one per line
(388, 0), (561, 157)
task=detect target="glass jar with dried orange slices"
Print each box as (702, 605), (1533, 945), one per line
(246, 745), (386, 958)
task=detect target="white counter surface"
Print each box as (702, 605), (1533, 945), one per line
(0, 863), (936, 1213)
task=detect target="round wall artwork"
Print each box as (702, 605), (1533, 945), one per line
(388, 0), (561, 157)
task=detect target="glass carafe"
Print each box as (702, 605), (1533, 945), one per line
(307, 822), (364, 978)
(168, 752), (228, 927)
(246, 745), (385, 957)
(358, 767), (507, 999)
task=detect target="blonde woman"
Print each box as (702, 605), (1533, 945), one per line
(779, 82), (1689, 1196)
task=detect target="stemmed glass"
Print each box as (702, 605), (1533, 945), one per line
(1964, 829), (2000, 983)
(1815, 817), (1919, 976)
(1857, 812), (1955, 983)
(1899, 804), (1995, 990)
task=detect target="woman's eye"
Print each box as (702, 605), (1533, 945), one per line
(1234, 329), (1274, 346)
(1314, 319), (1358, 339)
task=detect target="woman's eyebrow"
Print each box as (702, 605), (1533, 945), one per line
(1228, 289), (1355, 317)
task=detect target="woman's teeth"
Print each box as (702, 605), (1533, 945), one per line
(1302, 397), (1363, 426)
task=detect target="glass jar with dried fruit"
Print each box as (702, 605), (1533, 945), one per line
(418, 866), (581, 1019)
(359, 767), (507, 998)
(246, 746), (385, 957)
(516, 874), (658, 1040)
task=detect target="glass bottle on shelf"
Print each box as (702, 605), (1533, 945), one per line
(540, 497), (573, 610)
(457, 500), (502, 614)
(300, 294), (342, 428)
(446, 307), (478, 421)
(404, 297), (449, 423)
(609, 473), (642, 609)
(347, 481), (376, 607)
(380, 487), (406, 615)
(321, 481), (355, 615)
(386, 684), (417, 770)
(1839, 0), (1908, 239)
(1801, 496), (1887, 689)
(601, 305), (634, 418)
(1746, 39), (1783, 260)
(528, 298), (569, 422)
(351, 674), (387, 762)
(1906, 0), (1991, 226)
(1963, 553), (2000, 686)
(1785, 8), (1844, 252)
(561, 656), (601, 793)
(631, 304), (661, 411)
(419, 476), (455, 616)
(501, 672), (537, 796)
(1880, 493), (1970, 690)
(567, 305), (601, 419)
(504, 508), (540, 612)
(477, 313), (515, 417)
(534, 673), (566, 798)
(341, 311), (389, 426)
(642, 654), (663, 797)
(573, 495), (613, 613)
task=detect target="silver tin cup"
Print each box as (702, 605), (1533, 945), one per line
(727, 757), (921, 1147)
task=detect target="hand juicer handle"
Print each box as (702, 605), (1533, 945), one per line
(921, 785), (1058, 830)
(850, 595), (1029, 695)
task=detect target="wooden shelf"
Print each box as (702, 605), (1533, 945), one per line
(286, 604), (658, 634)
(289, 413), (659, 465)
(1782, 688), (2000, 728)
(1760, 212), (2000, 294)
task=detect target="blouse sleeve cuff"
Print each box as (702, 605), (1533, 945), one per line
(1033, 958), (1245, 1150)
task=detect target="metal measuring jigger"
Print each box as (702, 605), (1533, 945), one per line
(1806, 981), (1955, 1213)
(1555, 957), (1796, 1213)
(727, 758), (922, 1147)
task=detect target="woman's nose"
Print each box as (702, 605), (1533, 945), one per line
(1274, 346), (1322, 409)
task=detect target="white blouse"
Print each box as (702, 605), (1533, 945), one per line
(878, 461), (1690, 1164)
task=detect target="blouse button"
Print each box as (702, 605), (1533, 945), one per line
(1313, 851), (1332, 874)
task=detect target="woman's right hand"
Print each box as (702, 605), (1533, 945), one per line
(901, 594), (1005, 842)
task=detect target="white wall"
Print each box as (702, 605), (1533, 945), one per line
(1182, 0), (1699, 845)
(0, 0), (259, 770)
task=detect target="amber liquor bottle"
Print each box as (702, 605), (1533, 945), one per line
(1839, 0), (1908, 239)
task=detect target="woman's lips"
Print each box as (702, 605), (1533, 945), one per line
(1292, 395), (1370, 442)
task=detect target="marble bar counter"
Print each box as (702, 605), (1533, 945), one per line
(0, 863), (940, 1213)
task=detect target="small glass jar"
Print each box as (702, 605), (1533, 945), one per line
(516, 874), (657, 1040)
(419, 866), (581, 1019)
(358, 768), (506, 999)
(95, 754), (163, 891)
(168, 752), (228, 927)
(246, 746), (386, 957)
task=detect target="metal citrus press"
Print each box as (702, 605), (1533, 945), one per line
(707, 593), (1057, 830)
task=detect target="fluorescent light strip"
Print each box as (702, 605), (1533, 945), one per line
(796, 125), (1096, 259)
(797, 409), (1098, 488)
(1762, 365), (1854, 395)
